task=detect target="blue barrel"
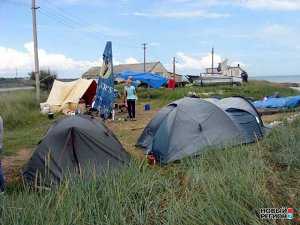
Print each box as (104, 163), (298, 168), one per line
(144, 104), (151, 111)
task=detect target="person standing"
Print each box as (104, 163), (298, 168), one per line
(0, 116), (5, 192)
(124, 78), (137, 120)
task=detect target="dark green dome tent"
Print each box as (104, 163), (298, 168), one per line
(207, 96), (265, 142)
(136, 97), (264, 164)
(23, 116), (130, 185)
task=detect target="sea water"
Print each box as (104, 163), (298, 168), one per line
(252, 75), (300, 83)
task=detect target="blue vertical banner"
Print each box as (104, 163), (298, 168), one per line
(94, 41), (114, 119)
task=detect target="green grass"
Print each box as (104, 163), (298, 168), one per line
(0, 90), (47, 130)
(0, 82), (300, 224)
(1, 119), (300, 225)
(1, 81), (298, 155)
(3, 119), (54, 155)
(0, 90), (54, 155)
(137, 81), (298, 107)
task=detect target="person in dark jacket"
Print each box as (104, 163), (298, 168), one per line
(241, 71), (248, 83)
(0, 116), (5, 192)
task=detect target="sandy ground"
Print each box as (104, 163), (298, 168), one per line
(106, 104), (158, 159)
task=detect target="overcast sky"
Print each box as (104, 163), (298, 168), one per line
(0, 0), (300, 78)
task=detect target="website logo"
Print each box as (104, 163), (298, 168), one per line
(287, 208), (294, 220)
(258, 207), (299, 221)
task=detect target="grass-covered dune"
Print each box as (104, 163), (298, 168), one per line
(1, 118), (300, 225)
(0, 81), (299, 224)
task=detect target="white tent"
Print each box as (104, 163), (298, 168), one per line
(41, 79), (97, 113)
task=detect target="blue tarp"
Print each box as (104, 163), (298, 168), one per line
(253, 96), (300, 109)
(117, 70), (167, 88)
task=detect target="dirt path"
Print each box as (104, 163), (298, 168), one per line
(2, 148), (32, 183)
(106, 104), (158, 159)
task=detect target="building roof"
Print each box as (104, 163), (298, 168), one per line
(82, 61), (167, 78)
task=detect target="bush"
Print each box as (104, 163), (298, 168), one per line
(29, 69), (57, 91)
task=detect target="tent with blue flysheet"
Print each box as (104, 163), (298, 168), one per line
(253, 96), (300, 109)
(94, 41), (115, 119)
(117, 70), (167, 88)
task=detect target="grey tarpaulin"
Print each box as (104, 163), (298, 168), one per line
(23, 115), (130, 185)
(137, 97), (264, 164)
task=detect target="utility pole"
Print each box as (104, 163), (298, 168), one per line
(32, 0), (40, 102)
(15, 68), (18, 78)
(142, 43), (147, 72)
(211, 47), (214, 75)
(172, 57), (176, 80)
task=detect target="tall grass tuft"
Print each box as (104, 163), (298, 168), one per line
(0, 91), (46, 130)
(0, 90), (52, 154)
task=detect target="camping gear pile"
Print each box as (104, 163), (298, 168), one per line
(40, 79), (97, 114)
(137, 97), (264, 164)
(23, 116), (130, 185)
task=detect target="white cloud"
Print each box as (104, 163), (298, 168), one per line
(0, 42), (141, 78)
(133, 10), (230, 19)
(149, 42), (161, 47)
(261, 24), (291, 37)
(124, 57), (139, 64)
(239, 0), (300, 11)
(165, 0), (300, 11)
(219, 24), (295, 42)
(172, 52), (247, 74)
(0, 46), (31, 71)
(0, 42), (98, 77)
(175, 52), (222, 71)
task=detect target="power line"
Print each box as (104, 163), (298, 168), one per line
(4, 0), (160, 66)
(40, 1), (141, 50)
(2, 0), (141, 51)
(39, 8), (140, 51)
(38, 9), (109, 46)
(43, 0), (94, 30)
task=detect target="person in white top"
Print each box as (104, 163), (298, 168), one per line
(124, 78), (137, 120)
(0, 116), (5, 192)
